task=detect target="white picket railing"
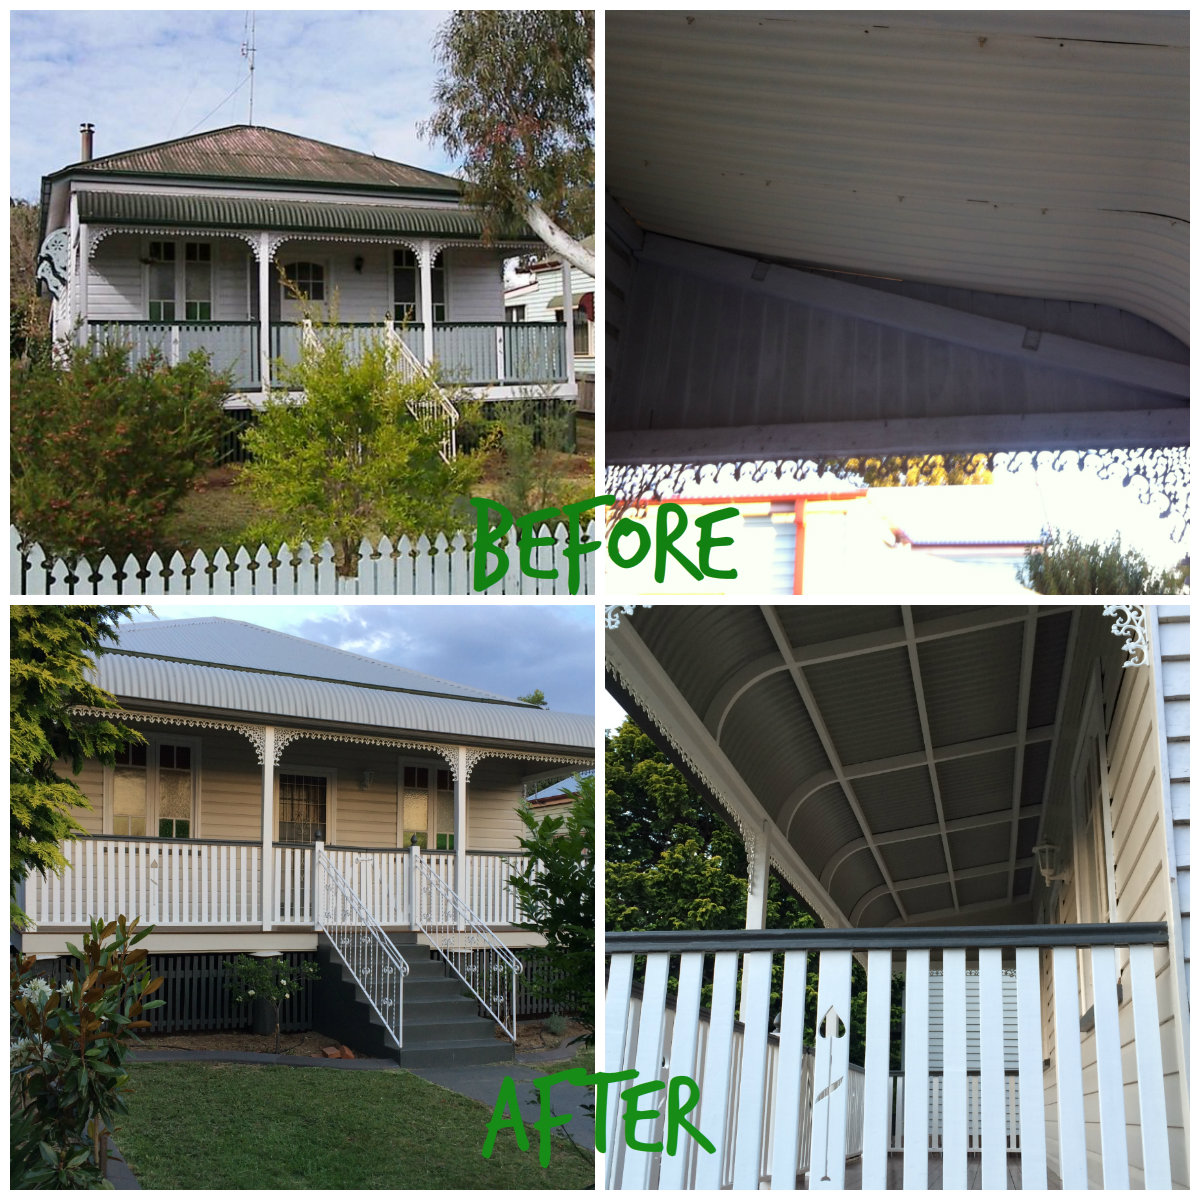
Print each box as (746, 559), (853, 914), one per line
(12, 523), (596, 597)
(26, 840), (526, 932)
(314, 842), (408, 1050)
(24, 837), (261, 929)
(605, 925), (1174, 1191)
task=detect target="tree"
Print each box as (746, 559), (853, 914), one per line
(11, 343), (230, 562)
(839, 453), (993, 487)
(423, 10), (595, 275)
(606, 717), (904, 1065)
(224, 954), (320, 1053)
(517, 688), (547, 708)
(11, 607), (142, 927)
(509, 775), (594, 1031)
(1020, 530), (1187, 594)
(10, 199), (49, 361)
(240, 327), (478, 574)
(11, 918), (163, 1188)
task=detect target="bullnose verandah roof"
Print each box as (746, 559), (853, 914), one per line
(94, 618), (593, 754)
(607, 604), (1119, 928)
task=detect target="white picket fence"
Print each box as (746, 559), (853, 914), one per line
(11, 523), (595, 596)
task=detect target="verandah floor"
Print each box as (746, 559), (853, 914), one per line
(785, 1152), (1061, 1189)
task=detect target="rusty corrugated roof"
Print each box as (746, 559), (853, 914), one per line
(76, 190), (519, 240)
(64, 125), (462, 194)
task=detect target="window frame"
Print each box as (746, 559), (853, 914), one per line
(144, 239), (214, 323)
(275, 766), (336, 844)
(104, 733), (200, 839)
(398, 758), (455, 850)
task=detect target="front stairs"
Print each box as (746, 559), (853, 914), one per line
(312, 930), (515, 1068)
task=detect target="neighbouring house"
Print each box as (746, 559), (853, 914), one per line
(605, 13), (1189, 536)
(17, 617), (594, 1066)
(608, 485), (1045, 594)
(526, 768), (594, 813)
(605, 603), (1188, 1188)
(505, 236), (594, 409)
(36, 122), (581, 453)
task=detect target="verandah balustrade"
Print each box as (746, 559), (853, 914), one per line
(87, 320), (566, 390)
(605, 924), (1173, 1190)
(24, 837), (527, 932)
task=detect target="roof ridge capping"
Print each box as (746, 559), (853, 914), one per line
(105, 618), (542, 709)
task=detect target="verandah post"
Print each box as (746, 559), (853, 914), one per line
(260, 725), (275, 931)
(455, 746), (467, 931)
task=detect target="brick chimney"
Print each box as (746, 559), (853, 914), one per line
(80, 122), (94, 162)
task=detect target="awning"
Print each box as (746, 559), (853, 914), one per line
(76, 189), (540, 243)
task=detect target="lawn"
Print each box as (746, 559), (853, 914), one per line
(116, 1062), (594, 1189)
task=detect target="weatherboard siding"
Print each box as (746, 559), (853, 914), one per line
(443, 247), (504, 322)
(1101, 650), (1187, 1188)
(87, 234), (142, 320)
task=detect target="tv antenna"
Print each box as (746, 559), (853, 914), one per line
(241, 12), (256, 125)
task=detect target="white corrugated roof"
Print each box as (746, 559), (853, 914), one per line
(96, 619), (592, 753)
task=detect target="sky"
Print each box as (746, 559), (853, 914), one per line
(10, 10), (455, 201)
(122, 603), (597, 717)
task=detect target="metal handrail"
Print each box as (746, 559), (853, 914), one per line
(315, 843), (409, 1049)
(412, 850), (523, 1040)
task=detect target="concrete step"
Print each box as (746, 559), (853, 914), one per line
(398, 1039), (514, 1069)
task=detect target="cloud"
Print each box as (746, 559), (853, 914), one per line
(126, 604), (595, 715)
(11, 10), (457, 200)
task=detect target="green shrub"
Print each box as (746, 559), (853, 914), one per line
(508, 777), (594, 1033)
(240, 327), (478, 573)
(10, 916), (163, 1189)
(224, 954), (320, 1053)
(11, 342), (230, 562)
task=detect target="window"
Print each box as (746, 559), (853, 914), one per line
(393, 249), (446, 323)
(555, 302), (593, 356)
(507, 305), (526, 323)
(184, 242), (212, 321)
(111, 741), (194, 837)
(157, 744), (192, 838)
(148, 241), (212, 322)
(402, 764), (455, 849)
(278, 774), (327, 843)
(148, 242), (175, 321)
(279, 261), (325, 303)
(573, 304), (591, 356)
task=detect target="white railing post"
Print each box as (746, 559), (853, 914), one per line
(408, 839), (420, 927)
(313, 840), (325, 927)
(495, 324), (506, 382)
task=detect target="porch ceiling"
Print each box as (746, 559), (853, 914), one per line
(608, 11), (1188, 344)
(609, 604), (1083, 927)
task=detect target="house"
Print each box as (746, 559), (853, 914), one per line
(527, 769), (594, 813)
(505, 236), (595, 407)
(36, 122), (580, 446)
(605, 603), (1189, 1188)
(18, 617), (594, 1066)
(607, 485), (1044, 594)
(605, 12), (1189, 534)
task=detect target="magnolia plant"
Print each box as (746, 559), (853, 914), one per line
(10, 916), (163, 1189)
(224, 955), (319, 1053)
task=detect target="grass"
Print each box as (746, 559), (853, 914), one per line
(116, 1062), (594, 1189)
(536, 1041), (594, 1076)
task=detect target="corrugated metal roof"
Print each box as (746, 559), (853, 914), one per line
(96, 620), (592, 752)
(77, 190), (500, 240)
(68, 125), (462, 193)
(618, 604), (1077, 925)
(109, 619), (513, 702)
(609, 11), (1188, 343)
